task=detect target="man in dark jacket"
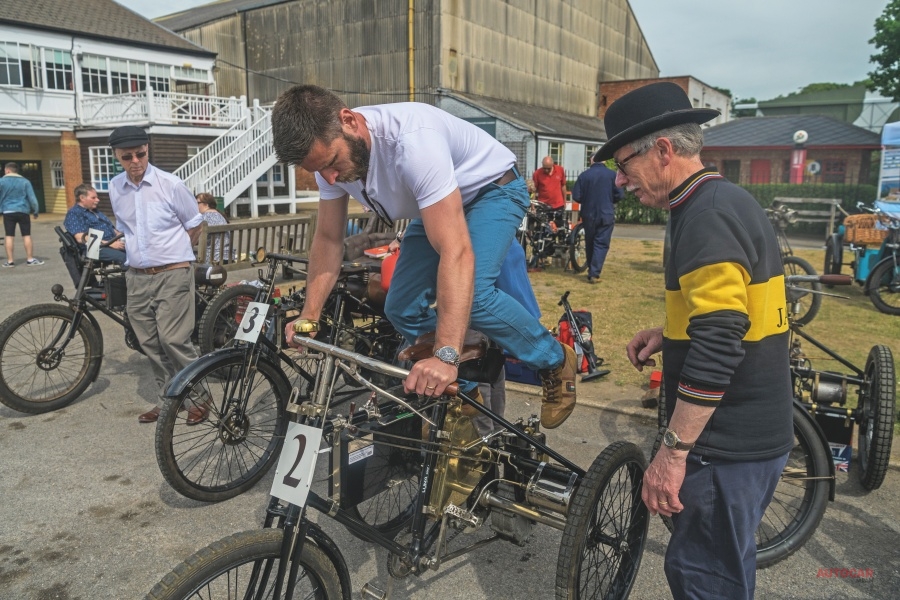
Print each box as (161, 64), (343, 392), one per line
(571, 157), (622, 283)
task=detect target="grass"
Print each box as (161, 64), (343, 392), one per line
(526, 237), (900, 430)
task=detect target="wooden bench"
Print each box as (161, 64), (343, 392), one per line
(772, 197), (844, 237)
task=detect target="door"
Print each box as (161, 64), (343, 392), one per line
(750, 159), (771, 184)
(18, 160), (45, 213)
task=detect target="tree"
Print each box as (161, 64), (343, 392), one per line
(869, 0), (900, 101)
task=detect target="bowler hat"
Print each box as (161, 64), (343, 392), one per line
(109, 126), (149, 149)
(595, 82), (719, 162)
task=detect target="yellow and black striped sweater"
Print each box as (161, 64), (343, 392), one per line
(662, 169), (793, 460)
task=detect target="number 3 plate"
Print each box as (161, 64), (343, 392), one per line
(270, 422), (323, 507)
(234, 301), (269, 342)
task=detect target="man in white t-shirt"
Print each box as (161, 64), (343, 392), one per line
(272, 85), (576, 428)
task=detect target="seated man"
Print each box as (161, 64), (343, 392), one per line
(64, 183), (126, 265)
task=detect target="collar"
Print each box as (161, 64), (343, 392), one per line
(668, 168), (722, 210)
(121, 163), (156, 191)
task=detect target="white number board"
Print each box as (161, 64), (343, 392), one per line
(85, 228), (104, 260)
(233, 301), (269, 342)
(270, 422), (324, 507)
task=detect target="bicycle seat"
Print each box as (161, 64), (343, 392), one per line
(398, 330), (505, 383)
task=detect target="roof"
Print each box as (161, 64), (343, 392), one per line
(447, 92), (606, 142)
(0, 0), (215, 57)
(703, 115), (881, 149)
(759, 84), (867, 108)
(156, 0), (287, 31)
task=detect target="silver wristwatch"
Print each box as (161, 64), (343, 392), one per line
(662, 428), (695, 451)
(433, 346), (460, 367)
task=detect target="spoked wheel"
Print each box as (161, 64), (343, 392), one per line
(146, 529), (343, 600)
(782, 256), (822, 326)
(155, 355), (289, 502)
(0, 304), (102, 414)
(857, 345), (895, 491)
(197, 284), (260, 355)
(755, 405), (831, 568)
(823, 235), (843, 277)
(569, 223), (588, 273)
(347, 445), (420, 538)
(556, 441), (649, 600)
(866, 260), (900, 316)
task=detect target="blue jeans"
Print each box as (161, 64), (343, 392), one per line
(385, 177), (563, 374)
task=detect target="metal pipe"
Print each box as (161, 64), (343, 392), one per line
(480, 490), (567, 530)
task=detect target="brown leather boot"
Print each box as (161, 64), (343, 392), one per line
(539, 342), (577, 428)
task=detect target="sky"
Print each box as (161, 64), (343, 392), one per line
(128, 0), (891, 101)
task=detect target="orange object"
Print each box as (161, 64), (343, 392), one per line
(649, 370), (663, 389)
(380, 249), (399, 292)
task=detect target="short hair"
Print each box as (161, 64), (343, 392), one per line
(74, 183), (95, 202)
(4, 162), (19, 173)
(196, 192), (217, 210)
(630, 122), (704, 157)
(271, 85), (347, 165)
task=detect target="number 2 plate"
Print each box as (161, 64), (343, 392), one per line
(270, 422), (323, 507)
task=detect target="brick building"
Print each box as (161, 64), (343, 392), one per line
(599, 76), (731, 128)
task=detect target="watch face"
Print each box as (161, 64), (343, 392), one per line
(435, 346), (459, 364)
(663, 429), (677, 448)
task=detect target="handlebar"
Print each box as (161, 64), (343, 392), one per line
(785, 273), (852, 286)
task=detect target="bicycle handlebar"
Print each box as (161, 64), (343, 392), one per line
(785, 273), (852, 286)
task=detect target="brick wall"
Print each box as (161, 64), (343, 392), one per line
(60, 131), (82, 210)
(701, 148), (871, 185)
(599, 77), (691, 119)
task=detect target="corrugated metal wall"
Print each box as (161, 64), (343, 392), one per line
(180, 15), (248, 99)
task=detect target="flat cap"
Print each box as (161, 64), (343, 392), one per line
(109, 126), (149, 149)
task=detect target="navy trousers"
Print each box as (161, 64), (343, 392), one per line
(665, 452), (789, 600)
(583, 219), (614, 278)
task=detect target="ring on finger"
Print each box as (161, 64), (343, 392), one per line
(659, 500), (668, 505)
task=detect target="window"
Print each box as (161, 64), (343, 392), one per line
(81, 55), (108, 94)
(43, 49), (73, 90)
(722, 160), (741, 183)
(584, 145), (598, 168)
(257, 164), (285, 186)
(89, 147), (119, 192)
(186, 145), (202, 159)
(0, 42), (24, 86)
(148, 64), (171, 93)
(0, 42), (72, 90)
(50, 160), (64, 189)
(822, 159), (846, 184)
(548, 142), (563, 165)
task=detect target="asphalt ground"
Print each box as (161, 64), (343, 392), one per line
(1, 216), (898, 599)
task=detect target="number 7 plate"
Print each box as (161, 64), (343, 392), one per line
(270, 422), (323, 507)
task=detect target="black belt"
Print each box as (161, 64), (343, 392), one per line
(494, 168), (518, 186)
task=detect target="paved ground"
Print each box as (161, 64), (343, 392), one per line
(1, 216), (898, 599)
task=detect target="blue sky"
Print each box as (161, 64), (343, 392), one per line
(129, 0), (891, 101)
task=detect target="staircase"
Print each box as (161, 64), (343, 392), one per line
(174, 100), (282, 213)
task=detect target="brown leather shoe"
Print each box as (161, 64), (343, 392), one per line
(186, 404), (209, 426)
(138, 407), (161, 424)
(539, 342), (577, 429)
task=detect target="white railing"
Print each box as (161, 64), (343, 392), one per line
(80, 89), (245, 127)
(175, 106), (256, 191)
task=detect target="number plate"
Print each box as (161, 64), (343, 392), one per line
(270, 422), (323, 507)
(233, 301), (269, 342)
(85, 228), (104, 260)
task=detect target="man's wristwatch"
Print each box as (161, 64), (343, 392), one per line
(433, 346), (460, 367)
(662, 428), (695, 451)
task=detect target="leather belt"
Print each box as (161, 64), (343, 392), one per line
(494, 168), (517, 187)
(130, 261), (190, 275)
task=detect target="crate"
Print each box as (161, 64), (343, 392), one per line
(843, 214), (889, 245)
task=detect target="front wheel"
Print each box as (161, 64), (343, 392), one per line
(146, 528), (343, 600)
(0, 304), (103, 414)
(155, 355), (289, 502)
(569, 223), (588, 273)
(782, 256), (822, 325)
(556, 441), (649, 599)
(866, 259), (900, 315)
(857, 345), (895, 491)
(197, 284), (260, 355)
(823, 235), (843, 277)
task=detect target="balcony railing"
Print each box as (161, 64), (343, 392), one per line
(80, 88), (245, 127)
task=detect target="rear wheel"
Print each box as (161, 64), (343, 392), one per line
(857, 345), (895, 491)
(569, 223), (588, 273)
(782, 256), (822, 325)
(0, 304), (102, 414)
(197, 284), (260, 355)
(823, 235), (843, 276)
(866, 259), (900, 316)
(146, 528), (343, 600)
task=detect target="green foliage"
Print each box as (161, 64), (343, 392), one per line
(740, 183), (878, 211)
(868, 0), (900, 101)
(614, 191), (668, 224)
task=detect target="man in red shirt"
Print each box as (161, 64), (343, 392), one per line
(532, 156), (567, 209)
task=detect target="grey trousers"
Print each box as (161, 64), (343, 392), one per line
(125, 266), (198, 405)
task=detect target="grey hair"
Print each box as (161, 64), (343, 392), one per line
(271, 85), (346, 165)
(630, 122), (704, 157)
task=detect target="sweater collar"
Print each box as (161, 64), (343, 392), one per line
(668, 167), (722, 209)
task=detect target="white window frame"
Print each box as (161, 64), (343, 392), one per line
(548, 142), (564, 166)
(50, 160), (65, 189)
(257, 164), (285, 186)
(584, 145), (598, 169)
(89, 147), (118, 192)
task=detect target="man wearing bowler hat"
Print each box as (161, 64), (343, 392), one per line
(107, 126), (208, 425)
(603, 82), (792, 599)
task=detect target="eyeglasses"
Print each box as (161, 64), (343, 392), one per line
(614, 149), (643, 176)
(119, 151), (147, 162)
(361, 188), (394, 229)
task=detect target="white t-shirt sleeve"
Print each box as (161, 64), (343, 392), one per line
(396, 129), (459, 209)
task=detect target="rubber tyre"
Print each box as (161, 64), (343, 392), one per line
(556, 440), (649, 600)
(569, 223), (588, 273)
(197, 284), (261, 355)
(857, 345), (895, 491)
(755, 406), (831, 568)
(866, 260), (900, 316)
(823, 236), (843, 277)
(155, 355), (289, 502)
(0, 304), (102, 414)
(146, 528), (343, 600)
(782, 256), (822, 326)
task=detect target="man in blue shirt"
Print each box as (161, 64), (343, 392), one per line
(571, 157), (622, 283)
(0, 162), (43, 267)
(64, 184), (126, 265)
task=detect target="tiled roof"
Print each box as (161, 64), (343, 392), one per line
(703, 115), (881, 148)
(156, 0), (287, 31)
(0, 0), (214, 57)
(448, 92), (606, 142)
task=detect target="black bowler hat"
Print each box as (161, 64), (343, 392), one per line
(109, 126), (149, 148)
(594, 82), (719, 162)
